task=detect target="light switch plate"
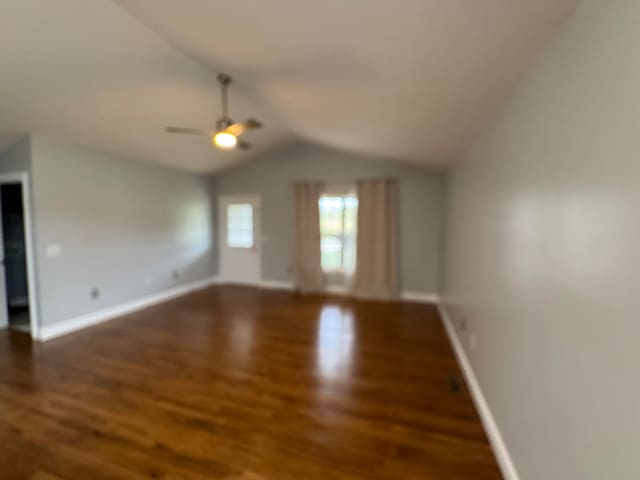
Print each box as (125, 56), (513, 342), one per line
(46, 244), (62, 257)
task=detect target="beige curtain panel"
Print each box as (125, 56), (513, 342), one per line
(293, 181), (326, 293)
(352, 178), (399, 300)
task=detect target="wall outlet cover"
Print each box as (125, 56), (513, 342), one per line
(46, 244), (62, 257)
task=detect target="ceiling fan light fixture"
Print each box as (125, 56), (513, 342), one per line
(166, 73), (262, 152)
(213, 131), (237, 150)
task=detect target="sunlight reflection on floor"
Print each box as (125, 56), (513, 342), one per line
(316, 305), (355, 381)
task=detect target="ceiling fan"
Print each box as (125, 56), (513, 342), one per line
(165, 73), (263, 151)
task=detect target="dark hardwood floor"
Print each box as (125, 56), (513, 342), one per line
(0, 286), (501, 479)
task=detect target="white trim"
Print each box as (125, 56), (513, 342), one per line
(219, 279), (262, 288)
(325, 286), (439, 303)
(401, 291), (439, 304)
(437, 301), (520, 480)
(0, 172), (40, 339)
(326, 284), (348, 295)
(258, 279), (294, 291)
(36, 276), (218, 341)
(229, 278), (439, 304)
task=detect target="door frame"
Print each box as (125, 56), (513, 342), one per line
(218, 194), (262, 286)
(0, 172), (39, 339)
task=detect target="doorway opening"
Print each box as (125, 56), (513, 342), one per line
(0, 173), (38, 338)
(1, 183), (30, 333)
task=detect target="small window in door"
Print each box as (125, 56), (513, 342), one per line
(226, 204), (254, 248)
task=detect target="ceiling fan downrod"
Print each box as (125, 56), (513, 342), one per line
(217, 72), (232, 130)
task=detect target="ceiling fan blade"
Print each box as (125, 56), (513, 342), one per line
(165, 126), (206, 135)
(225, 118), (263, 137)
(237, 140), (252, 150)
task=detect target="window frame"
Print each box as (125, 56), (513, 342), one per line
(225, 203), (255, 249)
(319, 188), (357, 274)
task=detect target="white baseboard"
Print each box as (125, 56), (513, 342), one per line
(37, 276), (219, 341)
(257, 279), (294, 291)
(38, 276), (439, 342)
(253, 279), (439, 304)
(437, 301), (520, 480)
(401, 291), (439, 304)
(326, 284), (348, 295)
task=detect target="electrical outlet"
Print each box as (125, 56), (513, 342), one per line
(145, 276), (153, 286)
(91, 287), (100, 300)
(172, 270), (180, 280)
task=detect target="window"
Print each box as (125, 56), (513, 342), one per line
(226, 203), (254, 248)
(319, 194), (357, 273)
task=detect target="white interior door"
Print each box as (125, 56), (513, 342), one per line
(0, 192), (8, 330)
(219, 195), (261, 285)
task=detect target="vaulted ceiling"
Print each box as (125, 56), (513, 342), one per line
(0, 0), (579, 172)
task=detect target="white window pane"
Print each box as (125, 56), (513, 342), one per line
(321, 235), (343, 271)
(319, 196), (344, 212)
(344, 196), (358, 235)
(319, 193), (358, 273)
(342, 234), (357, 273)
(227, 204), (254, 248)
(343, 196), (357, 273)
(344, 196), (358, 208)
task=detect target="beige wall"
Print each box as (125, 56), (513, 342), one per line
(0, 137), (31, 173)
(443, 1), (640, 478)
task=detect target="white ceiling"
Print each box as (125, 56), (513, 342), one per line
(0, 1), (579, 172)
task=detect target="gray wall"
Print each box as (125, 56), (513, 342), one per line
(213, 142), (443, 294)
(0, 137), (31, 173)
(443, 1), (640, 478)
(30, 136), (216, 326)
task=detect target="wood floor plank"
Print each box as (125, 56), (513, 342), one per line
(0, 286), (501, 479)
